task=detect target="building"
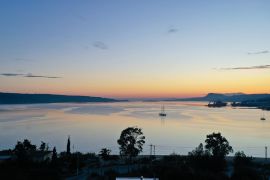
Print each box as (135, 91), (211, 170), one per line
(116, 177), (159, 180)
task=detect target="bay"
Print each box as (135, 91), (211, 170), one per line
(0, 101), (269, 157)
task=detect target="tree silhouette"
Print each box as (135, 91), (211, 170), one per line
(117, 127), (145, 160)
(188, 143), (210, 157)
(14, 141), (27, 162)
(99, 148), (111, 160)
(231, 151), (260, 179)
(40, 141), (46, 151)
(39, 141), (49, 151)
(22, 139), (36, 151)
(205, 132), (233, 157)
(52, 147), (57, 164)
(14, 139), (36, 162)
(67, 136), (71, 155)
(188, 143), (211, 171)
(233, 151), (253, 168)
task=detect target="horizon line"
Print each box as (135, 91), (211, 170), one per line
(1, 91), (270, 100)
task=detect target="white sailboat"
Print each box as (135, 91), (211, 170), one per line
(159, 105), (166, 117)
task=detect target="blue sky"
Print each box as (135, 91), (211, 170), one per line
(0, 0), (269, 98)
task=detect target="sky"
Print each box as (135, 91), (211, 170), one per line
(0, 0), (269, 98)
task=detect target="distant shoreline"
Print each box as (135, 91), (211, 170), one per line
(0, 92), (127, 104)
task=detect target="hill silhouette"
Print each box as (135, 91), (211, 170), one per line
(0, 92), (121, 104)
(168, 93), (270, 102)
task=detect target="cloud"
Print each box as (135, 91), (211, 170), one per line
(0, 73), (61, 79)
(219, 65), (270, 70)
(167, 25), (179, 34)
(168, 28), (178, 34)
(25, 73), (61, 79)
(0, 73), (24, 77)
(247, 50), (269, 55)
(93, 41), (108, 50)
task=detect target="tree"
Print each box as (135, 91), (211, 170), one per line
(40, 141), (46, 151)
(22, 139), (36, 151)
(99, 148), (111, 160)
(14, 141), (27, 162)
(203, 132), (233, 172)
(67, 136), (71, 155)
(188, 143), (211, 171)
(205, 132), (233, 157)
(188, 143), (209, 157)
(117, 127), (145, 159)
(39, 141), (49, 151)
(52, 147), (57, 164)
(14, 139), (36, 162)
(231, 151), (260, 180)
(233, 151), (253, 168)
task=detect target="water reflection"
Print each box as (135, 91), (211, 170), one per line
(67, 105), (124, 115)
(0, 101), (269, 157)
(159, 115), (166, 124)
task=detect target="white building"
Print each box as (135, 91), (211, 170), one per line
(116, 177), (158, 180)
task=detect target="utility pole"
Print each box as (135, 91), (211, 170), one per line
(150, 144), (153, 156)
(265, 146), (268, 161)
(153, 145), (156, 156)
(77, 151), (79, 176)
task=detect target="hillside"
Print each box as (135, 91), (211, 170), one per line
(0, 92), (120, 104)
(168, 93), (270, 102)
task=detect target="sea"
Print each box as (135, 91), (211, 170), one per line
(0, 101), (269, 157)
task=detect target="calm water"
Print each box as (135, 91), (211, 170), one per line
(0, 101), (269, 157)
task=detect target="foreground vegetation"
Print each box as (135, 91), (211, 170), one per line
(0, 127), (270, 179)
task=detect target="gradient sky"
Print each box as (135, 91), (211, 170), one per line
(0, 0), (269, 98)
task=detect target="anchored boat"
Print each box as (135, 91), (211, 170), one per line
(159, 105), (166, 117)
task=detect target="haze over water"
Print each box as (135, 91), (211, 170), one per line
(0, 101), (269, 157)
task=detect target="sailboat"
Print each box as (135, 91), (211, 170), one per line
(159, 105), (167, 117)
(261, 111), (266, 121)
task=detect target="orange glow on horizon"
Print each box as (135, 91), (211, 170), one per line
(0, 68), (269, 99)
(1, 88), (269, 99)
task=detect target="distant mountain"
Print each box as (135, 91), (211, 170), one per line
(167, 93), (270, 102)
(0, 92), (122, 104)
